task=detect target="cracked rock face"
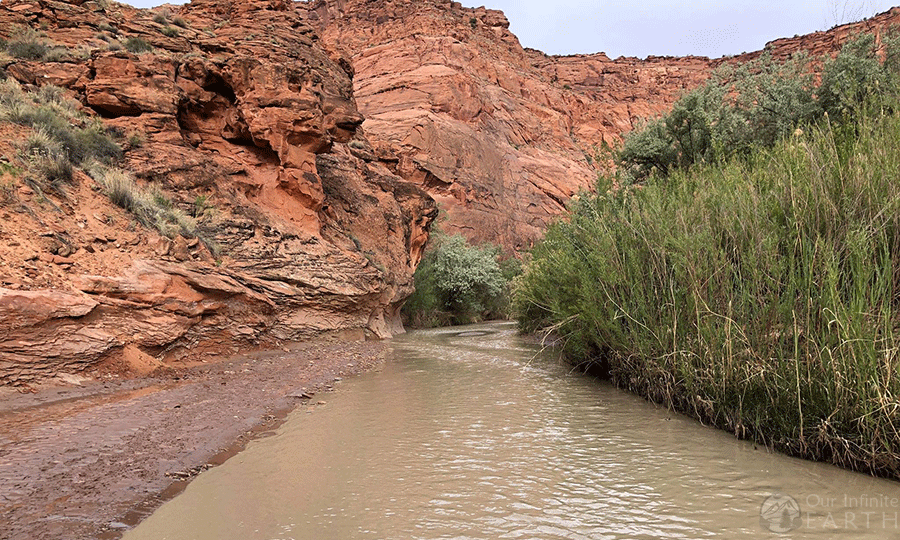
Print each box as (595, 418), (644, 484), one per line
(0, 0), (436, 384)
(307, 0), (900, 251)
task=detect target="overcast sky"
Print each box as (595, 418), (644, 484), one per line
(126, 0), (900, 59)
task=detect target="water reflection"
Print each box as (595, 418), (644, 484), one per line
(124, 322), (900, 540)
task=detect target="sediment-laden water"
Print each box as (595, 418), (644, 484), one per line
(124, 322), (900, 539)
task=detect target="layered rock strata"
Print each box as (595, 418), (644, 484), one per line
(0, 0), (436, 384)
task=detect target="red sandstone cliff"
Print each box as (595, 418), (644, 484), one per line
(307, 0), (900, 249)
(306, 0), (715, 249)
(0, 0), (436, 384)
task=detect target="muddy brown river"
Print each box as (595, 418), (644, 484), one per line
(123, 322), (900, 539)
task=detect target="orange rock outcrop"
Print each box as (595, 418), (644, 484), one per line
(0, 0), (436, 384)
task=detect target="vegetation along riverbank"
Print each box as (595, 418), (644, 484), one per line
(515, 32), (900, 479)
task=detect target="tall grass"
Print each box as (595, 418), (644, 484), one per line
(515, 110), (900, 478)
(85, 161), (208, 243)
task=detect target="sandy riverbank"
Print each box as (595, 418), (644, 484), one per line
(0, 338), (387, 540)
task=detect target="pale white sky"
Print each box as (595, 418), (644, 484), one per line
(125, 0), (900, 59)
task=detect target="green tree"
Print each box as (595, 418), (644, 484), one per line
(618, 52), (818, 182)
(819, 32), (900, 119)
(403, 233), (507, 327)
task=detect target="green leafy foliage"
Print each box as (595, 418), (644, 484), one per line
(516, 35), (900, 476)
(819, 32), (900, 119)
(403, 233), (513, 328)
(618, 32), (900, 183)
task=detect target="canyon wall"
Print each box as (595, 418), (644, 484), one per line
(307, 0), (900, 249)
(2, 0), (899, 384)
(0, 0), (436, 384)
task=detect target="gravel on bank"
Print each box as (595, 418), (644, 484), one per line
(0, 338), (387, 540)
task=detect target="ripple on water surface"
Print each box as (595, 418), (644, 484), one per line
(124, 322), (900, 540)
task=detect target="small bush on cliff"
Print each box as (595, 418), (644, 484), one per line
(403, 233), (511, 328)
(124, 37), (152, 54)
(98, 22), (118, 35)
(5, 27), (49, 61)
(618, 32), (900, 183)
(87, 162), (204, 240)
(0, 80), (122, 167)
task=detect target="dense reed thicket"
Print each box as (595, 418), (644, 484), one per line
(515, 34), (900, 477)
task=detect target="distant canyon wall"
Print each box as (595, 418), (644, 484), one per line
(308, 0), (900, 250)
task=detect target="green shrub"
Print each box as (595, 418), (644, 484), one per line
(127, 131), (145, 148)
(97, 165), (139, 211)
(160, 26), (179, 38)
(0, 78), (25, 109)
(71, 124), (123, 163)
(32, 151), (73, 186)
(21, 130), (71, 191)
(1, 80), (122, 167)
(191, 194), (211, 218)
(43, 47), (72, 63)
(88, 163), (201, 240)
(152, 13), (168, 24)
(403, 233), (508, 327)
(819, 31), (900, 120)
(22, 128), (63, 157)
(516, 99), (900, 477)
(619, 33), (900, 184)
(171, 17), (189, 28)
(0, 180), (16, 205)
(124, 37), (152, 53)
(617, 117), (677, 179)
(6, 27), (49, 60)
(619, 51), (820, 182)
(36, 84), (68, 106)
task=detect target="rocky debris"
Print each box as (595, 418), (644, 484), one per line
(0, 0), (436, 385)
(165, 464), (212, 480)
(0, 338), (386, 540)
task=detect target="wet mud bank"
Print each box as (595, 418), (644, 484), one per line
(0, 339), (387, 540)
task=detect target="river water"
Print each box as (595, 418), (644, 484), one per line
(124, 322), (900, 539)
